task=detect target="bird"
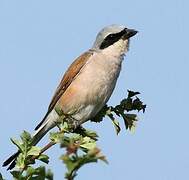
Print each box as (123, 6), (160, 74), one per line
(3, 24), (138, 170)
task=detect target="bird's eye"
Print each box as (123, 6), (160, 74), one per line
(100, 32), (124, 49)
(108, 34), (114, 38)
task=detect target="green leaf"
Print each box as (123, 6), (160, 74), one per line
(6, 89), (146, 180)
(111, 118), (121, 135)
(107, 113), (121, 135)
(38, 154), (49, 164)
(120, 98), (133, 111)
(27, 146), (41, 156)
(127, 90), (140, 98)
(26, 166), (36, 176)
(46, 169), (53, 180)
(80, 136), (96, 150)
(24, 166), (53, 180)
(80, 142), (96, 150)
(123, 113), (137, 130)
(70, 133), (81, 141)
(20, 131), (32, 143)
(34, 166), (46, 177)
(83, 129), (99, 139)
(82, 136), (92, 143)
(15, 153), (25, 169)
(91, 105), (109, 123)
(59, 121), (70, 132)
(88, 148), (108, 164)
(97, 154), (108, 164)
(50, 131), (64, 143)
(0, 173), (4, 180)
(11, 171), (23, 179)
(130, 121), (137, 133)
(61, 155), (76, 173)
(10, 138), (23, 152)
(132, 97), (146, 112)
(73, 127), (99, 141)
(125, 114), (138, 122)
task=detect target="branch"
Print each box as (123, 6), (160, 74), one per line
(5, 90), (146, 180)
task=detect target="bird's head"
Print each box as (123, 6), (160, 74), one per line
(92, 24), (138, 56)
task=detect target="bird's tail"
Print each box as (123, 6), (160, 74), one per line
(2, 110), (59, 170)
(2, 151), (20, 170)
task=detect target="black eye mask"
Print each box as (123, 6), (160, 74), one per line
(99, 29), (126, 49)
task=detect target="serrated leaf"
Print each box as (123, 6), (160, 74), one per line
(87, 148), (108, 164)
(71, 133), (82, 140)
(27, 146), (41, 156)
(123, 113), (137, 130)
(20, 131), (32, 143)
(130, 121), (137, 133)
(38, 154), (49, 164)
(131, 97), (146, 113)
(50, 131), (64, 143)
(125, 113), (138, 120)
(59, 121), (69, 132)
(46, 169), (53, 180)
(80, 142), (96, 150)
(84, 129), (99, 139)
(15, 153), (25, 169)
(91, 105), (109, 123)
(111, 119), (121, 135)
(121, 98), (133, 111)
(26, 166), (35, 176)
(61, 155), (76, 173)
(23, 166), (47, 180)
(80, 136), (96, 150)
(94, 149), (108, 164)
(10, 138), (23, 152)
(98, 155), (108, 164)
(82, 137), (92, 143)
(107, 113), (121, 135)
(127, 90), (140, 98)
(10, 171), (22, 179)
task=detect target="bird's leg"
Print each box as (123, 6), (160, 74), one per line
(56, 124), (61, 131)
(64, 115), (81, 132)
(54, 106), (81, 132)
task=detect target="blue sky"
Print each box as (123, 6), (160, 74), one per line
(0, 0), (188, 179)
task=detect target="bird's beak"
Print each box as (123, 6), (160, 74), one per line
(123, 28), (138, 39)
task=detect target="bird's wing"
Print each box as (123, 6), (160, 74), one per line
(35, 50), (94, 130)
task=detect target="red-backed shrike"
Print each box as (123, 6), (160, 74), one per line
(3, 24), (137, 170)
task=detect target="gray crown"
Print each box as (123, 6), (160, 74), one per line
(92, 24), (126, 50)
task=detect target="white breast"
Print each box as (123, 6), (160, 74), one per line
(63, 50), (123, 124)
